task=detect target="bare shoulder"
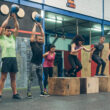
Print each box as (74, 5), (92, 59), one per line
(71, 43), (76, 47)
(0, 27), (5, 36)
(30, 36), (35, 42)
(46, 51), (49, 54)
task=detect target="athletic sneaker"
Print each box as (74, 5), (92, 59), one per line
(13, 94), (21, 99)
(40, 91), (45, 96)
(70, 73), (76, 77)
(94, 74), (100, 76)
(0, 96), (2, 102)
(40, 91), (49, 96)
(64, 69), (69, 77)
(69, 69), (77, 77)
(27, 92), (32, 99)
(100, 74), (106, 76)
(44, 88), (49, 95)
(44, 91), (49, 95)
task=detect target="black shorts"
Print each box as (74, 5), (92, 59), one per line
(109, 55), (110, 61)
(1, 57), (18, 73)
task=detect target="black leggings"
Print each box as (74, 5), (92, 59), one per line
(43, 67), (53, 89)
(92, 55), (106, 74)
(109, 55), (110, 60)
(68, 54), (82, 75)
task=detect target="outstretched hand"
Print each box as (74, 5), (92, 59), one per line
(35, 22), (38, 26)
(91, 47), (94, 51)
(37, 23), (42, 27)
(35, 22), (41, 27)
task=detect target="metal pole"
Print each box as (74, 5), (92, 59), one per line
(76, 19), (79, 35)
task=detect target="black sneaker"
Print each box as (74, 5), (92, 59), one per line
(0, 95), (2, 102)
(70, 74), (75, 77)
(13, 94), (21, 99)
(70, 69), (77, 77)
(40, 91), (45, 96)
(64, 69), (69, 77)
(100, 74), (106, 76)
(94, 74), (100, 76)
(27, 92), (32, 99)
(70, 72), (77, 77)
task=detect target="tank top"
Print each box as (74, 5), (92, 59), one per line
(75, 46), (80, 50)
(0, 34), (16, 58)
(43, 52), (56, 67)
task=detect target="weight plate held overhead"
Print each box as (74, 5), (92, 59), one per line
(32, 11), (38, 20)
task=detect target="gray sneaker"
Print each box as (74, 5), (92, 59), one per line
(27, 92), (32, 99)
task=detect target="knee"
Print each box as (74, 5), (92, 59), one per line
(10, 76), (16, 82)
(44, 77), (48, 81)
(97, 62), (102, 66)
(1, 77), (6, 82)
(30, 79), (33, 82)
(0, 74), (7, 82)
(11, 77), (16, 82)
(38, 75), (42, 81)
(44, 74), (48, 79)
(44, 78), (48, 83)
(102, 61), (106, 66)
(29, 76), (33, 82)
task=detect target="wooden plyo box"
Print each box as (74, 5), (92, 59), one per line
(98, 76), (110, 92)
(48, 77), (80, 96)
(80, 77), (99, 94)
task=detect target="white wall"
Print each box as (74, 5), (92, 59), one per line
(29, 0), (42, 3)
(50, 37), (71, 51)
(104, 0), (110, 21)
(45, 0), (102, 19)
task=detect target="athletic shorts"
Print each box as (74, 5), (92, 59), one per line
(1, 57), (18, 73)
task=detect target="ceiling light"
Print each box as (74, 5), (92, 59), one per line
(45, 18), (62, 23)
(92, 28), (101, 32)
(41, 10), (44, 18)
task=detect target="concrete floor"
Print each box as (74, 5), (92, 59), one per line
(0, 88), (110, 110)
